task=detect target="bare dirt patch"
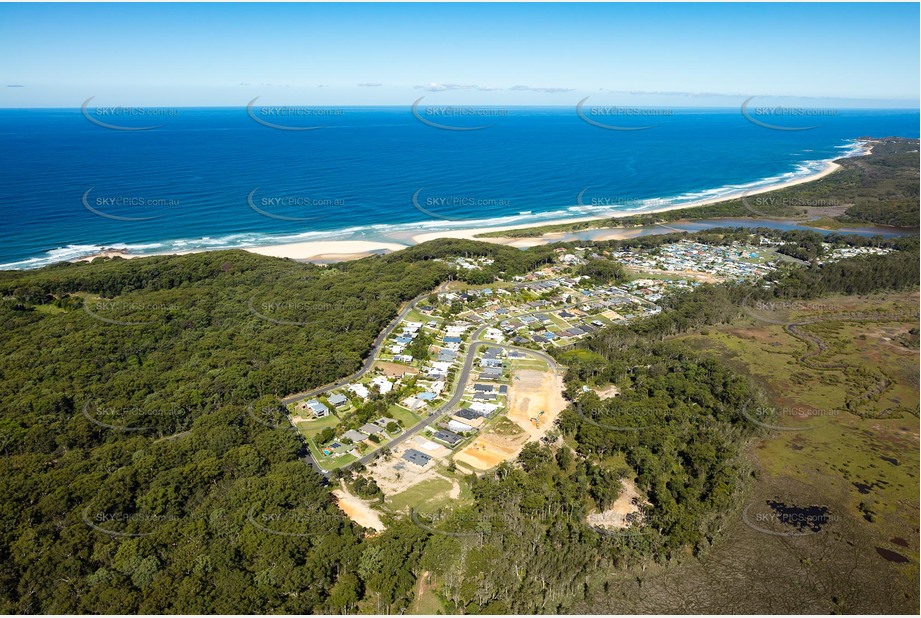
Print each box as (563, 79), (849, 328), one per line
(592, 384), (621, 400)
(374, 361), (419, 377)
(454, 431), (527, 471)
(453, 367), (566, 471)
(332, 483), (386, 532)
(368, 438), (450, 495)
(506, 368), (567, 442)
(586, 478), (647, 529)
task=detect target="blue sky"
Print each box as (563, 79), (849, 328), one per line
(1, 2), (918, 108)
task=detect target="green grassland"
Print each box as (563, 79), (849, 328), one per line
(676, 291), (919, 579)
(570, 289), (919, 614)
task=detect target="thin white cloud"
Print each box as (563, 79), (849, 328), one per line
(415, 82), (500, 92)
(509, 85), (573, 93)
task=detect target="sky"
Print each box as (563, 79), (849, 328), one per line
(1, 2), (919, 108)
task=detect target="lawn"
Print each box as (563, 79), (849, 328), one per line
(510, 359), (550, 372)
(385, 476), (457, 514)
(387, 404), (423, 431)
(405, 308), (436, 324)
(290, 412), (339, 438)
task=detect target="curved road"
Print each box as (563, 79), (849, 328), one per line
(294, 304), (568, 478)
(327, 336), (561, 477)
(281, 285), (446, 405)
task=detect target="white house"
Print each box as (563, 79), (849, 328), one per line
(469, 402), (498, 415)
(447, 419), (475, 433)
(371, 376), (393, 394)
(348, 383), (370, 400)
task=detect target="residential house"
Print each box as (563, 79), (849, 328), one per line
(402, 449), (432, 467)
(371, 376), (393, 394)
(359, 423), (385, 436)
(327, 393), (348, 408)
(306, 399), (329, 417)
(447, 419), (475, 433)
(348, 384), (370, 400)
(342, 429), (368, 443)
(432, 429), (463, 447)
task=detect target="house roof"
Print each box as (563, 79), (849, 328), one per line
(359, 423), (384, 435)
(447, 420), (474, 432)
(402, 449), (432, 466)
(433, 430), (462, 446)
(307, 400), (329, 412)
(342, 430), (368, 442)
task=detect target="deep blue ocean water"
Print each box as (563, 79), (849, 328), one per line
(0, 107), (917, 269)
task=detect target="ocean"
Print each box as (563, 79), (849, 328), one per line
(0, 106), (918, 269)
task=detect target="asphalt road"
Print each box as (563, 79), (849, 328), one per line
(324, 331), (563, 477)
(280, 287), (442, 405)
(286, 296), (578, 477)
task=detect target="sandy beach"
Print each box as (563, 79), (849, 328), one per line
(410, 158), (845, 245)
(245, 240), (409, 261)
(74, 240), (410, 264)
(73, 148), (865, 266)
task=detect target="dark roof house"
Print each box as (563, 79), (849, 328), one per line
(402, 449), (432, 467)
(432, 430), (463, 447)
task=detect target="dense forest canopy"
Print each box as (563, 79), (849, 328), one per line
(0, 231), (917, 613)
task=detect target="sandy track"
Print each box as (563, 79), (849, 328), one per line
(332, 485), (386, 532)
